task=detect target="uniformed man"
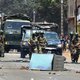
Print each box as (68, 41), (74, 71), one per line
(37, 33), (47, 53)
(74, 39), (80, 63)
(28, 33), (37, 59)
(70, 43), (76, 63)
(69, 32), (78, 50)
(70, 32), (74, 42)
(0, 30), (4, 57)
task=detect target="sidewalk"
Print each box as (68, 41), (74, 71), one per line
(63, 50), (80, 63)
(63, 50), (80, 71)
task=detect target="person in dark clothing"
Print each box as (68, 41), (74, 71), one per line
(70, 42), (80, 63)
(28, 33), (37, 59)
(37, 33), (47, 53)
(70, 43), (76, 63)
(70, 32), (74, 42)
(75, 43), (80, 63)
(0, 30), (4, 57)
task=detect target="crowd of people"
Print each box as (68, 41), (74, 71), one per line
(28, 32), (47, 59)
(61, 32), (80, 63)
(26, 31), (80, 62)
(1, 28), (80, 63)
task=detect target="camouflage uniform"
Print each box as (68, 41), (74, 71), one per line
(70, 44), (77, 63)
(0, 30), (4, 57)
(28, 34), (37, 59)
(37, 33), (47, 53)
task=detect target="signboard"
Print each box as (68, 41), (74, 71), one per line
(53, 55), (64, 71)
(29, 54), (54, 70)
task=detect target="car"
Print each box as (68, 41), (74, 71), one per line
(20, 28), (45, 58)
(43, 31), (62, 55)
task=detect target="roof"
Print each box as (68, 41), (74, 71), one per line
(6, 13), (31, 21)
(0, 30), (3, 33)
(44, 31), (57, 34)
(32, 30), (45, 34)
(6, 19), (30, 22)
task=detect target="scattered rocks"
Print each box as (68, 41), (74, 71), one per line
(0, 67), (2, 69)
(48, 72), (51, 74)
(20, 66), (29, 70)
(63, 68), (70, 71)
(48, 72), (56, 75)
(52, 72), (56, 75)
(30, 78), (34, 80)
(76, 71), (80, 73)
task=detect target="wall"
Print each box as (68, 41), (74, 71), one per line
(67, 0), (80, 33)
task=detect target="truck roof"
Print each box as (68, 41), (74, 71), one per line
(44, 31), (58, 34)
(5, 19), (30, 22)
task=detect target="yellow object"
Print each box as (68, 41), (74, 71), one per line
(77, 22), (80, 36)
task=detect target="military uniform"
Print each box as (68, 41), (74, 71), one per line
(74, 43), (80, 63)
(0, 30), (4, 57)
(28, 34), (37, 59)
(37, 34), (47, 53)
(28, 37), (37, 52)
(70, 45), (77, 63)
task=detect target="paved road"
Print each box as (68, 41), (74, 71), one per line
(63, 50), (80, 72)
(63, 49), (80, 63)
(0, 51), (80, 80)
(0, 51), (80, 71)
(0, 69), (80, 80)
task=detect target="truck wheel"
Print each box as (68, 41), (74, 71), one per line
(5, 50), (9, 53)
(20, 50), (25, 58)
(0, 52), (4, 57)
(4, 48), (9, 53)
(1, 53), (4, 57)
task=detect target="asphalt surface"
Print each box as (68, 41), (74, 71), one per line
(0, 51), (80, 71)
(0, 69), (80, 80)
(63, 50), (80, 71)
(0, 51), (80, 80)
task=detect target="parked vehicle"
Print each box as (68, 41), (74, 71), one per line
(3, 14), (31, 52)
(20, 25), (32, 58)
(43, 31), (62, 55)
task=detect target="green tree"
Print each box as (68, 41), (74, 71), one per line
(63, 0), (68, 34)
(0, 0), (68, 34)
(36, 0), (61, 23)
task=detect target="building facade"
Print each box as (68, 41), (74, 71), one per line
(67, 0), (80, 33)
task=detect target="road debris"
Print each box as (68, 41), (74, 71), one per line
(76, 71), (80, 73)
(30, 78), (34, 80)
(20, 66), (29, 70)
(0, 67), (2, 69)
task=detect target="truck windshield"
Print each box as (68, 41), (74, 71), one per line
(22, 30), (31, 41)
(4, 21), (31, 30)
(44, 33), (59, 40)
(5, 34), (21, 41)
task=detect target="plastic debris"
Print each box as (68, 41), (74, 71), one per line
(30, 78), (34, 80)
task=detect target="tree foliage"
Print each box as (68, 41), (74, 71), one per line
(0, 0), (68, 32)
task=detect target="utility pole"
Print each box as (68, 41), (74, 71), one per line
(0, 11), (2, 29)
(61, 0), (64, 35)
(75, 0), (77, 32)
(33, 10), (36, 23)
